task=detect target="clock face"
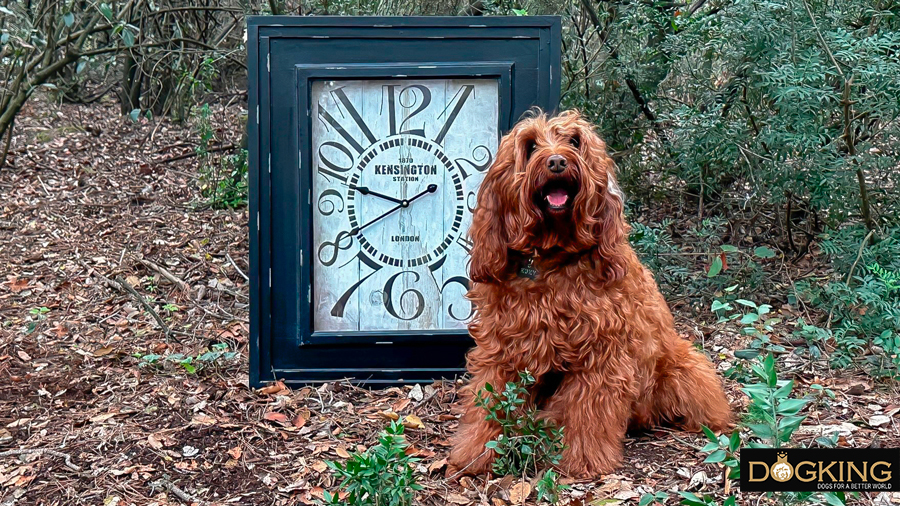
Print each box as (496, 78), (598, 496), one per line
(311, 78), (498, 332)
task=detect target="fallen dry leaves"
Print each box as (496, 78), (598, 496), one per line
(0, 95), (897, 506)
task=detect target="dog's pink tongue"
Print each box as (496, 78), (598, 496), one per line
(546, 189), (569, 207)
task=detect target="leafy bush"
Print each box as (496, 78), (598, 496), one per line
(193, 103), (249, 209)
(476, 371), (566, 477)
(801, 226), (900, 376)
(695, 353), (847, 506)
(324, 419), (422, 506)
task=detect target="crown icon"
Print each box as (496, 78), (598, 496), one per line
(777, 451), (787, 459)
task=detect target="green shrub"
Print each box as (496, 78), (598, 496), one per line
(193, 103), (249, 209)
(801, 226), (900, 376)
(476, 371), (566, 477)
(324, 420), (422, 506)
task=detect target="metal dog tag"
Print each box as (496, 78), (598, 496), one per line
(517, 258), (538, 280)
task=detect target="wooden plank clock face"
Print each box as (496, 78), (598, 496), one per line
(311, 79), (499, 332)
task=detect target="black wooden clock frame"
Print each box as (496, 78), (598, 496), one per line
(248, 16), (562, 387)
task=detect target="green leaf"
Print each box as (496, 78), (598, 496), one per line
(701, 425), (718, 443)
(129, 108), (141, 122)
(777, 398), (808, 415)
(740, 313), (759, 324)
(823, 492), (845, 506)
(99, 3), (114, 20)
(735, 299), (757, 308)
(720, 244), (739, 252)
(181, 362), (197, 374)
(640, 494), (656, 506)
(754, 246), (776, 258)
(747, 423), (775, 440)
(511, 8), (528, 15)
(122, 28), (135, 47)
(63, 12), (74, 27)
(729, 430), (741, 452)
(711, 300), (731, 312)
(704, 450), (726, 463)
(723, 496), (736, 506)
(734, 349), (761, 360)
(707, 256), (723, 277)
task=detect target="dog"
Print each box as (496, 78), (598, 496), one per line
(448, 110), (731, 478)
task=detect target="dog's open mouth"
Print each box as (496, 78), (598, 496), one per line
(538, 179), (579, 213)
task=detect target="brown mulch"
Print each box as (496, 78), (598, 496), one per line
(0, 96), (897, 506)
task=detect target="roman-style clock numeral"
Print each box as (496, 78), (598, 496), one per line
(455, 145), (493, 180)
(433, 84), (474, 145)
(384, 271), (425, 320)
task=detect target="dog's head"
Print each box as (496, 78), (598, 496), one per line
(469, 110), (627, 283)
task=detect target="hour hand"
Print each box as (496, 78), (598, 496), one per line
(352, 186), (402, 204)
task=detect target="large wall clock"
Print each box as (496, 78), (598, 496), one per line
(311, 77), (497, 334)
(248, 16), (561, 386)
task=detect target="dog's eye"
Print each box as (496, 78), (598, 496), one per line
(525, 140), (537, 158)
(570, 135), (581, 149)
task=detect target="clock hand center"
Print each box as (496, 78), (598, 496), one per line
(352, 184), (439, 235)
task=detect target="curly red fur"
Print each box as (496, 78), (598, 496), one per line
(450, 110), (731, 478)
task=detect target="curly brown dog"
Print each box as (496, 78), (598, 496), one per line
(448, 110), (731, 478)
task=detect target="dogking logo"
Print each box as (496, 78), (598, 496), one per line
(741, 448), (899, 492)
(770, 452), (793, 482)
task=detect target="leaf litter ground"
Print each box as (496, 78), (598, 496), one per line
(0, 97), (897, 506)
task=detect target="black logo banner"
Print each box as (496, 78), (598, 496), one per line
(741, 448), (899, 492)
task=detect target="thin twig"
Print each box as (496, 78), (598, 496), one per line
(151, 475), (201, 504)
(225, 253), (249, 282)
(114, 275), (172, 336)
(159, 143), (236, 164)
(826, 229), (876, 328)
(447, 448), (492, 480)
(139, 258), (190, 292)
(0, 448), (80, 471)
(799, 0), (845, 79)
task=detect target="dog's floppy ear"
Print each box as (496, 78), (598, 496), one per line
(468, 131), (518, 283)
(584, 130), (629, 283)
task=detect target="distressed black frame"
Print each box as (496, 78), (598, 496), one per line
(248, 16), (561, 387)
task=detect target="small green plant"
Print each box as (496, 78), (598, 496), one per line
(534, 468), (568, 504)
(162, 303), (179, 313)
(476, 370), (566, 477)
(742, 354), (809, 448)
(639, 491), (670, 506)
(193, 103), (248, 209)
(25, 306), (50, 334)
(699, 425), (741, 479)
(323, 419), (422, 506)
(134, 343), (238, 374)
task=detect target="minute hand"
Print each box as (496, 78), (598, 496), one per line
(352, 184), (438, 235)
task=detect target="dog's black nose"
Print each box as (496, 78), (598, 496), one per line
(547, 155), (567, 173)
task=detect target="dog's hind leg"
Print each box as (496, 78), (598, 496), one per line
(650, 337), (731, 432)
